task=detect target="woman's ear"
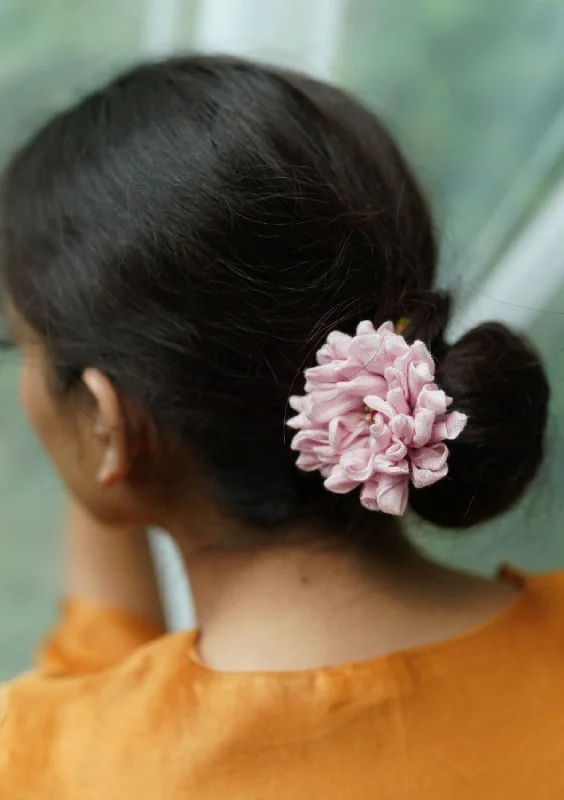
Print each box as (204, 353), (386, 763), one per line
(81, 368), (131, 485)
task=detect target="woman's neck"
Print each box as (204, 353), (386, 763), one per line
(174, 531), (517, 673)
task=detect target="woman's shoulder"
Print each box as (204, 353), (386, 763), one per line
(403, 568), (564, 709)
(518, 568), (564, 644)
(0, 630), (196, 795)
(1, 626), (196, 717)
(505, 567), (564, 630)
(526, 567), (564, 599)
(426, 567), (564, 663)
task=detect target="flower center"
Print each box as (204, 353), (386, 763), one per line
(362, 404), (375, 424)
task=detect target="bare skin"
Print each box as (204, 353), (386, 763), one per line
(65, 498), (517, 673)
(11, 306), (518, 673)
(170, 515), (517, 672)
(65, 498), (165, 628)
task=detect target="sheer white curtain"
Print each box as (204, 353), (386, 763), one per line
(194, 0), (345, 79)
(450, 175), (564, 339)
(449, 102), (564, 338)
(143, 0), (182, 59)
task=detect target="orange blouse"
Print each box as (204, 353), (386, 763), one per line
(2, 570), (564, 799)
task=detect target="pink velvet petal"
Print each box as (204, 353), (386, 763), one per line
(340, 448), (374, 483)
(324, 463), (360, 493)
(431, 411), (468, 443)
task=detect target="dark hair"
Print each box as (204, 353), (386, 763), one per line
(0, 55), (549, 544)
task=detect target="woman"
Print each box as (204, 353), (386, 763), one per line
(0, 56), (556, 798)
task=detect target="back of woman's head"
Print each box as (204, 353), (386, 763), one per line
(0, 56), (549, 545)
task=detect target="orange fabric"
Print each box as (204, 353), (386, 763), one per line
(37, 597), (165, 676)
(2, 571), (564, 798)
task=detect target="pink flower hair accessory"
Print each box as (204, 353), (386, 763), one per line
(287, 320), (467, 516)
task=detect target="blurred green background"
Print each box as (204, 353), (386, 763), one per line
(1, 0), (564, 678)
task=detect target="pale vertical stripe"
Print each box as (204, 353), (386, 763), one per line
(194, 0), (347, 78)
(142, 0), (180, 60)
(449, 178), (564, 339)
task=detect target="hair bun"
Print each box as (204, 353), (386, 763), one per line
(409, 322), (549, 528)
